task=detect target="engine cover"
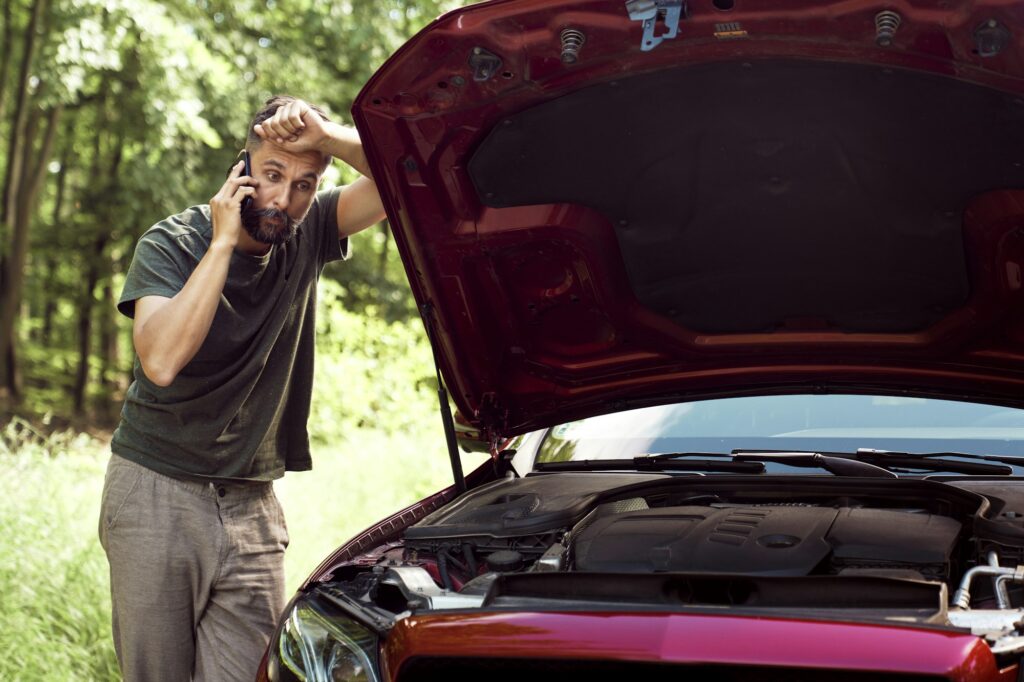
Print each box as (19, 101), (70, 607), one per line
(572, 505), (961, 578)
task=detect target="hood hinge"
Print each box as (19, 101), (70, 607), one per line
(625, 0), (686, 52)
(476, 392), (510, 459)
(489, 435), (515, 460)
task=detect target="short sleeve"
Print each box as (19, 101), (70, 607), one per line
(117, 229), (191, 319)
(309, 185), (350, 266)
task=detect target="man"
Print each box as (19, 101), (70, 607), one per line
(98, 96), (385, 681)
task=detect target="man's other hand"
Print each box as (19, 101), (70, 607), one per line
(209, 160), (254, 250)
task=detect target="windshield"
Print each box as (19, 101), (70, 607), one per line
(536, 395), (1024, 464)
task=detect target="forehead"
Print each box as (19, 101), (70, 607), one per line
(251, 142), (324, 179)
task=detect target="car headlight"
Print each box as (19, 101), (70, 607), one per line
(268, 593), (381, 682)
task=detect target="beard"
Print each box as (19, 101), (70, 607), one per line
(240, 204), (300, 246)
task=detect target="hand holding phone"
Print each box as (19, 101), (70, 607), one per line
(210, 153), (254, 249)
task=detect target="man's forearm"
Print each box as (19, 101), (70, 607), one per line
(318, 121), (373, 178)
(133, 242), (234, 386)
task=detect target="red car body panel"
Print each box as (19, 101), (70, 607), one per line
(352, 0), (1024, 441)
(382, 611), (1014, 681)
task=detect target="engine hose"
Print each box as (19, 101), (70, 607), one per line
(462, 543), (479, 576)
(437, 550), (453, 591)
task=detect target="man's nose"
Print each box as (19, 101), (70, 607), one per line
(271, 186), (291, 210)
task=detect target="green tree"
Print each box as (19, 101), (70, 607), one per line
(0, 0), (467, 421)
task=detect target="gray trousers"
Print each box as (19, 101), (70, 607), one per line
(99, 454), (289, 682)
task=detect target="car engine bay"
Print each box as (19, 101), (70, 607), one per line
(318, 472), (1024, 659)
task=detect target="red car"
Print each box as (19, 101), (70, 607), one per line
(259, 0), (1024, 679)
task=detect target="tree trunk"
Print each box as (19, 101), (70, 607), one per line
(99, 279), (119, 418)
(39, 128), (70, 344)
(0, 0), (14, 121)
(0, 103), (61, 398)
(1, 0), (46, 225)
(2, 343), (15, 405)
(72, 235), (105, 416)
(97, 127), (125, 417)
(74, 84), (126, 415)
(39, 256), (56, 344)
(100, 280), (118, 383)
(378, 220), (389, 275)
(0, 0), (50, 398)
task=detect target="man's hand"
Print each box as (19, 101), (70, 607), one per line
(253, 100), (374, 179)
(253, 99), (330, 154)
(209, 160), (255, 250)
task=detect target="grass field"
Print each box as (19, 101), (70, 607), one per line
(0, 404), (479, 680)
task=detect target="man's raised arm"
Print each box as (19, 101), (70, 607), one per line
(133, 160), (254, 387)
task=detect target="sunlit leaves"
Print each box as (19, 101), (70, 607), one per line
(52, 17), (124, 95)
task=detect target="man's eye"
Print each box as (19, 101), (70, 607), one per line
(297, 183), (311, 192)
(266, 172), (280, 181)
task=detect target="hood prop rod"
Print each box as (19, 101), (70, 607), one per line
(420, 304), (466, 496)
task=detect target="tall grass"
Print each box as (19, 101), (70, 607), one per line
(0, 421), (119, 681)
(0, 282), (484, 680)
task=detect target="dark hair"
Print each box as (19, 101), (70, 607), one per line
(245, 95), (332, 169)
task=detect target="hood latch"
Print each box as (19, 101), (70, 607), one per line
(468, 46), (503, 82)
(625, 0), (686, 52)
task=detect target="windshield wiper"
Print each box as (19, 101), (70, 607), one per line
(538, 450), (889, 476)
(854, 448), (1014, 476)
(730, 451), (897, 478)
(536, 455), (765, 474)
(733, 448), (1014, 476)
(537, 448), (1017, 477)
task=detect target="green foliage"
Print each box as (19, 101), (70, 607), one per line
(326, 223), (420, 322)
(311, 278), (435, 447)
(20, 343), (82, 414)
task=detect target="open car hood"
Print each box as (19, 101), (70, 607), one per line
(352, 0), (1024, 443)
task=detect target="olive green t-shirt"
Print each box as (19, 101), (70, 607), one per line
(111, 187), (348, 482)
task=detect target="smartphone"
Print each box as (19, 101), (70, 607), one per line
(240, 150), (253, 213)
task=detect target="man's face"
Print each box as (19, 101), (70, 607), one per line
(241, 142), (325, 246)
